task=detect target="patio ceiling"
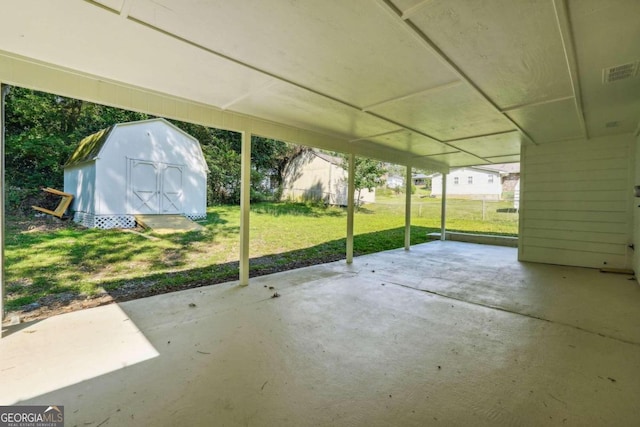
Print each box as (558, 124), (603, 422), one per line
(1, 0), (639, 170)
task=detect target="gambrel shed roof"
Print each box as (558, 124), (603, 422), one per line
(65, 126), (114, 167)
(65, 118), (209, 171)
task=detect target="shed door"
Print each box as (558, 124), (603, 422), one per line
(129, 160), (184, 214)
(130, 160), (159, 214)
(161, 164), (183, 214)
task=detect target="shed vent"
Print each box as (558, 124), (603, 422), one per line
(602, 62), (638, 83)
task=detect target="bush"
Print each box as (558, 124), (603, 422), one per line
(5, 186), (42, 215)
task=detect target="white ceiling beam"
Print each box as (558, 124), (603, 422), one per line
(374, 0), (537, 146)
(414, 150), (487, 165)
(500, 95), (575, 114)
(552, 0), (588, 139)
(401, 0), (434, 21)
(351, 142), (448, 171)
(441, 129), (519, 144)
(412, 151), (483, 166)
(361, 80), (462, 112)
(220, 80), (279, 110)
(486, 154), (521, 161)
(84, 0), (121, 14)
(349, 129), (405, 143)
(85, 0), (133, 18)
(119, 0), (134, 18)
(364, 111), (489, 163)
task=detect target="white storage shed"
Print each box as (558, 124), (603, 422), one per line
(64, 118), (208, 229)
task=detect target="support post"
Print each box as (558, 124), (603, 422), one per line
(0, 84), (6, 332)
(239, 130), (251, 285)
(404, 164), (412, 250)
(440, 173), (447, 241)
(346, 154), (355, 263)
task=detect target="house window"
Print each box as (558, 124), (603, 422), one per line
(488, 175), (494, 184)
(468, 176), (473, 184)
(453, 177), (459, 185)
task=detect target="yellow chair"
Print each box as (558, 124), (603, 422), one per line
(32, 188), (74, 219)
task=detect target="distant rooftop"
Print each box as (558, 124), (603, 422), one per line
(477, 163), (520, 174)
(313, 150), (343, 166)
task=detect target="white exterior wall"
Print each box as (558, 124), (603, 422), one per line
(386, 176), (404, 188)
(64, 163), (95, 214)
(283, 155), (374, 205)
(431, 168), (502, 199)
(95, 120), (207, 217)
(519, 134), (635, 270)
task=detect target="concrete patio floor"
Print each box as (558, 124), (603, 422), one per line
(1, 241), (639, 426)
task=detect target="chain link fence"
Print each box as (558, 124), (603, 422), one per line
(368, 197), (519, 235)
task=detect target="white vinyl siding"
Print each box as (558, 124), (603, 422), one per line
(519, 134), (634, 269)
(431, 167), (503, 198)
(64, 163), (95, 214)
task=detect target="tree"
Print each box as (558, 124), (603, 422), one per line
(4, 86), (150, 212)
(251, 138), (311, 200)
(340, 155), (386, 208)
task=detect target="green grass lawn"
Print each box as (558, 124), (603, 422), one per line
(4, 198), (518, 311)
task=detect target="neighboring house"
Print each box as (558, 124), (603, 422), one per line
(64, 118), (208, 229)
(430, 163), (520, 200)
(282, 151), (375, 205)
(412, 173), (428, 186)
(386, 175), (404, 189)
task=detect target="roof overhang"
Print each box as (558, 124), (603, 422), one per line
(1, 1), (638, 172)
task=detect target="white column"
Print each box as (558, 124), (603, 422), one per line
(346, 154), (355, 263)
(404, 165), (412, 250)
(0, 84), (6, 331)
(441, 173), (447, 241)
(239, 130), (251, 285)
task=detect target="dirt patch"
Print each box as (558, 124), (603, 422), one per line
(10, 215), (79, 233)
